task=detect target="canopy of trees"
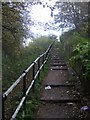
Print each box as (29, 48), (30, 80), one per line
(2, 2), (29, 57)
(54, 2), (88, 30)
(2, 1), (89, 91)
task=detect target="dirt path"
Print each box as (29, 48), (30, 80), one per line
(34, 45), (85, 119)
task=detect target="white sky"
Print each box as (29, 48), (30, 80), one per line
(25, 0), (74, 45)
(31, 5), (52, 23)
(29, 1), (61, 37)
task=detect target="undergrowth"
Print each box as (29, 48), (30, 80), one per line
(60, 28), (90, 95)
(3, 36), (52, 91)
(16, 63), (50, 120)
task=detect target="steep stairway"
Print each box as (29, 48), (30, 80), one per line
(35, 46), (81, 119)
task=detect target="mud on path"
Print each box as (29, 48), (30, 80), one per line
(34, 45), (89, 119)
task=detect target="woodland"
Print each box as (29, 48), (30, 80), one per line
(2, 1), (90, 119)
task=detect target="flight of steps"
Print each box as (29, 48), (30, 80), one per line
(35, 47), (81, 119)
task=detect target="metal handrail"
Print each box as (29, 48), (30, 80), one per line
(3, 72), (26, 99)
(2, 40), (55, 120)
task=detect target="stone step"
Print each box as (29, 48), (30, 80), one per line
(51, 66), (68, 70)
(36, 102), (80, 118)
(40, 87), (78, 102)
(51, 59), (61, 61)
(51, 58), (65, 60)
(51, 63), (67, 66)
(44, 84), (75, 87)
(51, 56), (60, 58)
(51, 57), (59, 59)
(43, 70), (69, 85)
(40, 98), (80, 103)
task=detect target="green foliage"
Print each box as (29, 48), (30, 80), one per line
(55, 2), (88, 30)
(69, 42), (90, 80)
(61, 28), (90, 94)
(3, 36), (52, 91)
(61, 29), (88, 59)
(16, 64), (49, 119)
(27, 36), (52, 55)
(2, 2), (27, 57)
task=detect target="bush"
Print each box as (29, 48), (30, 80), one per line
(60, 28), (90, 94)
(69, 42), (90, 78)
(2, 36), (53, 91)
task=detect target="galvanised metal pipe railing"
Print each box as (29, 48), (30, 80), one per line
(2, 40), (55, 120)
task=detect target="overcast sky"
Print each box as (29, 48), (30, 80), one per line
(25, 0), (74, 45)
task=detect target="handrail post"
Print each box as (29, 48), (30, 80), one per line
(23, 72), (27, 113)
(23, 72), (26, 97)
(46, 49), (49, 60)
(33, 63), (35, 80)
(42, 55), (45, 71)
(38, 58), (40, 80)
(32, 63), (35, 91)
(2, 96), (5, 120)
(2, 40), (55, 120)
(46, 51), (48, 59)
